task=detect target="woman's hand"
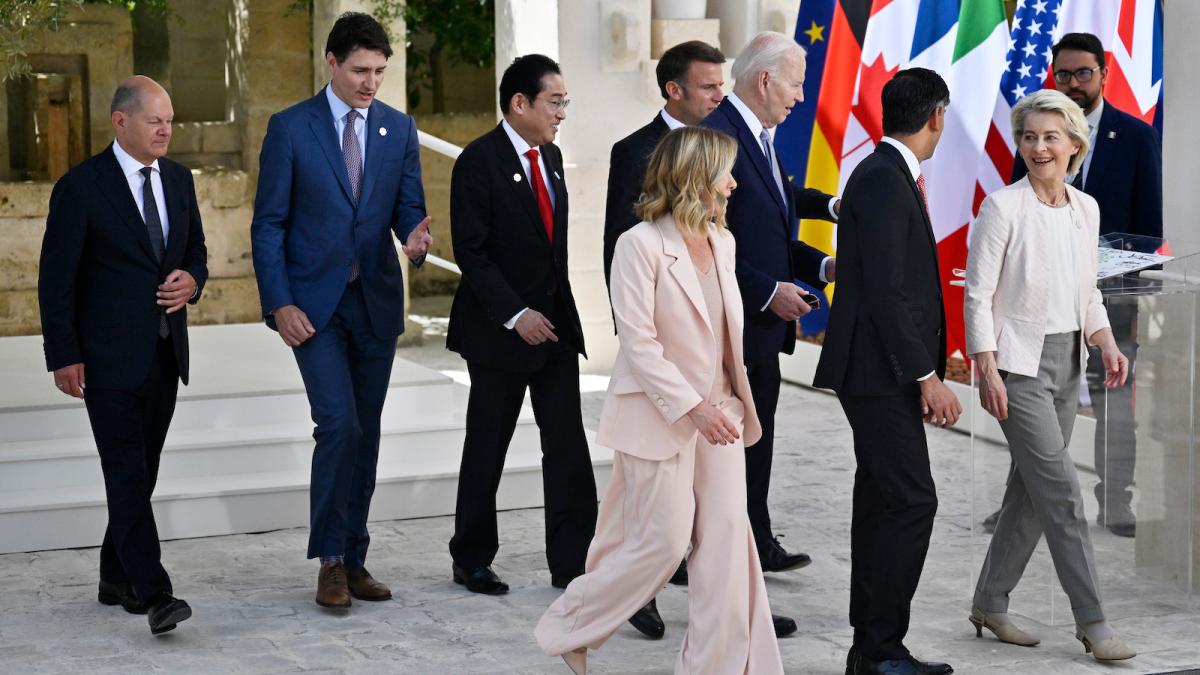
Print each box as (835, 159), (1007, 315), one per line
(1089, 327), (1129, 388)
(973, 352), (1009, 421)
(686, 401), (740, 445)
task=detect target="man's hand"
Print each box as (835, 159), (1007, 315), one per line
(824, 257), (837, 283)
(402, 216), (433, 261)
(157, 270), (197, 314)
(514, 309), (558, 345)
(53, 363), (85, 398)
(919, 376), (962, 428)
(273, 304), (316, 347)
(767, 282), (814, 322)
(687, 401), (740, 445)
(833, 198), (841, 217)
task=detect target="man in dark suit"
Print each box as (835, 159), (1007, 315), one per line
(39, 76), (207, 635)
(1011, 32), (1162, 537)
(250, 13), (432, 609)
(813, 68), (960, 675)
(446, 54), (597, 595)
(701, 31), (840, 574)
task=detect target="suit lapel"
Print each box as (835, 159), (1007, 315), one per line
(722, 102), (786, 218)
(96, 146), (157, 262)
(492, 126), (551, 246)
(660, 217), (713, 337)
(543, 143), (568, 254)
(877, 143), (938, 252)
(711, 228), (743, 339)
(162, 163), (187, 267)
(358, 101), (387, 208)
(1083, 101), (1117, 193)
(307, 89), (356, 205)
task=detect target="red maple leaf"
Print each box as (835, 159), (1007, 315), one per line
(849, 55), (900, 147)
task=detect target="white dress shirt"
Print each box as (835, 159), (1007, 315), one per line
(112, 139), (170, 246)
(659, 108), (686, 130)
(325, 84), (368, 170)
(1075, 99), (1104, 188)
(879, 136), (936, 382)
(501, 118), (558, 329)
(724, 93), (837, 310)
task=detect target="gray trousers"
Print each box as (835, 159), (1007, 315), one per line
(974, 332), (1105, 624)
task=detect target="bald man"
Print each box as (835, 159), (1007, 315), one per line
(39, 76), (207, 635)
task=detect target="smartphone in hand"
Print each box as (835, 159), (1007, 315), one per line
(801, 293), (821, 310)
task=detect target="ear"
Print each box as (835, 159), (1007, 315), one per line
(759, 70), (770, 92)
(509, 93), (526, 115)
(111, 110), (124, 131)
(928, 106), (945, 133)
(1099, 65), (1109, 87)
(326, 52), (338, 73)
(665, 80), (684, 102)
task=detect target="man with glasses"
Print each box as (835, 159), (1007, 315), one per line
(1009, 32), (1162, 538)
(446, 54), (598, 595)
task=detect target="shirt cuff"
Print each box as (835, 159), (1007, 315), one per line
(916, 371), (936, 381)
(504, 307), (528, 330)
(818, 256), (834, 284)
(760, 283), (779, 312)
(827, 196), (840, 220)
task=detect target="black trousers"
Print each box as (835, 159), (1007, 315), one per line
(839, 393), (938, 662)
(449, 341), (598, 577)
(745, 356), (782, 551)
(85, 336), (179, 603)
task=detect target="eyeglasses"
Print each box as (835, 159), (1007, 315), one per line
(1053, 66), (1101, 85)
(539, 97), (571, 111)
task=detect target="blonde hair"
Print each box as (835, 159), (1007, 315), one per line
(731, 31), (806, 86)
(1011, 89), (1090, 176)
(635, 127), (737, 235)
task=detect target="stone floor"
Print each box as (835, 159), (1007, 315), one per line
(2, 335), (1199, 674)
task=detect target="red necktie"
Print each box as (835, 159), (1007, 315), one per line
(525, 148), (554, 242)
(916, 174), (930, 216)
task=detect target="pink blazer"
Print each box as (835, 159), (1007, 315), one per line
(597, 215), (762, 461)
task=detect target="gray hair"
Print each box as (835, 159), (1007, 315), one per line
(1011, 89), (1090, 176)
(110, 83), (142, 115)
(731, 31), (806, 85)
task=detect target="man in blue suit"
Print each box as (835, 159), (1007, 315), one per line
(703, 32), (839, 575)
(1011, 32), (1162, 538)
(251, 12), (432, 609)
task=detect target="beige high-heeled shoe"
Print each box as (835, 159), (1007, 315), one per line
(1075, 627), (1136, 661)
(561, 647), (587, 674)
(969, 607), (1041, 647)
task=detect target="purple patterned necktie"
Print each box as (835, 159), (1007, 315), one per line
(343, 110), (362, 202)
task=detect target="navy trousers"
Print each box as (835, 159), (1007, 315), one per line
(293, 280), (397, 569)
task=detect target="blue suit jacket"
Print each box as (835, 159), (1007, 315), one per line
(702, 98), (831, 364)
(1014, 98), (1162, 241)
(251, 87), (427, 339)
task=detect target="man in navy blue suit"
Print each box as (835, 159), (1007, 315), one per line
(251, 12), (432, 609)
(1011, 32), (1162, 538)
(702, 31), (840, 575)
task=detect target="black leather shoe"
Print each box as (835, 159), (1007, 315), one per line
(1097, 509), (1136, 538)
(147, 593), (192, 635)
(452, 564), (509, 595)
(669, 559), (689, 586)
(628, 598), (665, 639)
(760, 536), (812, 573)
(845, 645), (859, 675)
(905, 656), (952, 675)
(855, 655), (952, 675)
(98, 580), (148, 615)
(772, 614), (797, 637)
(550, 569), (583, 589)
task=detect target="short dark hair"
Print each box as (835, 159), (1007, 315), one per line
(110, 83), (141, 115)
(1053, 32), (1106, 69)
(881, 67), (949, 136)
(325, 12), (393, 63)
(499, 54), (562, 114)
(655, 41), (725, 99)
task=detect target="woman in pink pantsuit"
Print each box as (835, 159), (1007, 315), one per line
(535, 126), (783, 675)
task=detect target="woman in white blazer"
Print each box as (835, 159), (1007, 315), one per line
(964, 89), (1133, 662)
(535, 127), (782, 674)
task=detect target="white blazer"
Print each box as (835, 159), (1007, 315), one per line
(597, 215), (761, 461)
(964, 176), (1110, 377)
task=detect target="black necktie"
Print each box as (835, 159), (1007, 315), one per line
(139, 167), (169, 338)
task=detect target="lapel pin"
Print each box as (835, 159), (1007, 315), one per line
(379, 127), (388, 136)
(513, 173), (522, 182)
(1107, 130), (1116, 139)
(553, 170), (561, 180)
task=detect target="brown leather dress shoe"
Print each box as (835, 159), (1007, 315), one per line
(346, 566), (392, 601)
(316, 561), (352, 608)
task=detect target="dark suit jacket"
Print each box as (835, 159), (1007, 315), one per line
(39, 144), (208, 388)
(701, 97), (834, 364)
(1013, 98), (1162, 241)
(447, 124), (586, 372)
(813, 142), (946, 396)
(250, 87), (427, 340)
(603, 113), (670, 291)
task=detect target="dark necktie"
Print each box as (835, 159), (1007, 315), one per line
(343, 110), (362, 281)
(759, 129), (787, 204)
(916, 174), (931, 217)
(525, 148), (555, 242)
(139, 167), (169, 338)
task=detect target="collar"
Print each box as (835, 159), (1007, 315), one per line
(659, 108), (686, 130)
(501, 118), (537, 156)
(325, 84), (370, 123)
(726, 92), (767, 141)
(1085, 98), (1104, 132)
(112, 138), (160, 176)
(880, 137), (921, 181)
